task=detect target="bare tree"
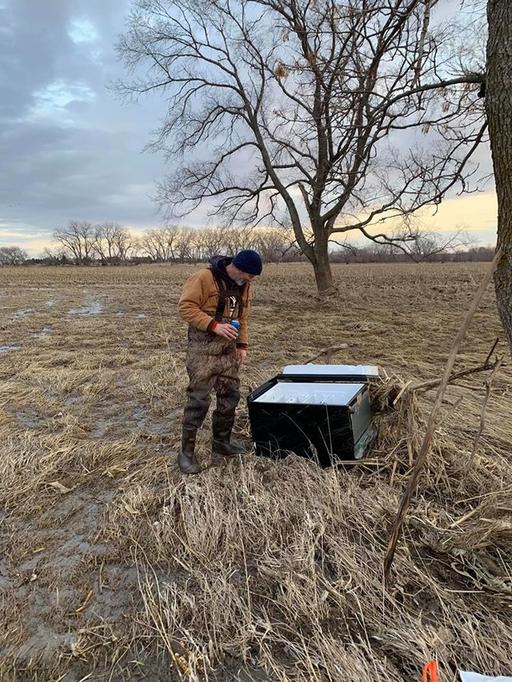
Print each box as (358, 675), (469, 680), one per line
(0, 246), (28, 265)
(188, 228), (210, 261)
(486, 0), (512, 353)
(138, 225), (183, 261)
(112, 226), (135, 262)
(399, 226), (473, 262)
(54, 221), (95, 264)
(174, 227), (195, 262)
(253, 227), (299, 262)
(198, 227), (230, 259)
(42, 247), (68, 265)
(93, 223), (134, 263)
(139, 228), (165, 261)
(117, 0), (486, 295)
(221, 225), (257, 255)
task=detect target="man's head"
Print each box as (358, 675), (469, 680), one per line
(227, 249), (263, 285)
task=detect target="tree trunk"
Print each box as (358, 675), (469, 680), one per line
(311, 239), (337, 297)
(487, 0), (512, 354)
(288, 213), (336, 296)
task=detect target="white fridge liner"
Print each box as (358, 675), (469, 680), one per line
(254, 381), (364, 406)
(282, 364), (379, 377)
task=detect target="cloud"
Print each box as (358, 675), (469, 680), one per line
(68, 17), (100, 45)
(0, 0), (171, 252)
(28, 79), (96, 122)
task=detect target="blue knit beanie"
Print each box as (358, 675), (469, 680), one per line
(232, 249), (263, 275)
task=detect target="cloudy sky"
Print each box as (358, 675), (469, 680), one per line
(0, 0), (497, 257)
(0, 0), (172, 255)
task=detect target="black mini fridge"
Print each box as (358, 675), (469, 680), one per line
(247, 365), (378, 467)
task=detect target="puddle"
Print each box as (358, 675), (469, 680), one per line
(0, 557), (12, 591)
(14, 309), (33, 319)
(89, 406), (173, 439)
(63, 392), (81, 406)
(0, 344), (21, 354)
(68, 302), (103, 316)
(33, 327), (52, 339)
(46, 299), (55, 307)
(235, 667), (274, 682)
(90, 418), (110, 439)
(16, 409), (45, 429)
(136, 314), (146, 319)
(133, 407), (170, 434)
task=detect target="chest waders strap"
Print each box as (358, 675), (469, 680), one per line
(209, 267), (245, 323)
(210, 268), (228, 322)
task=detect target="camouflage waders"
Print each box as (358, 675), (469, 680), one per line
(183, 326), (241, 442)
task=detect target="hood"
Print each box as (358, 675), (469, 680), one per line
(209, 255), (234, 284)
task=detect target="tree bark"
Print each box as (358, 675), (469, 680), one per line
(311, 238), (336, 297)
(486, 0), (512, 354)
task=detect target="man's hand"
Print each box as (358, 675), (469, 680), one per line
(237, 348), (247, 364)
(212, 322), (239, 340)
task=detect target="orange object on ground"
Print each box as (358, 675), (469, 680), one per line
(423, 661), (439, 682)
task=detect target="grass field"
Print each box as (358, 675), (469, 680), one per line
(0, 262), (511, 681)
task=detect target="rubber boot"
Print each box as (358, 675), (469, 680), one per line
(212, 431), (245, 457)
(178, 429), (201, 474)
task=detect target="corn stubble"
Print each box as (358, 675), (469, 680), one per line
(0, 263), (510, 681)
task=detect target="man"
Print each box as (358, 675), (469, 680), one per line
(177, 249), (263, 474)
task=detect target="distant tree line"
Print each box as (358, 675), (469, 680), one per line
(0, 221), (496, 266)
(330, 244), (496, 264)
(44, 221), (302, 265)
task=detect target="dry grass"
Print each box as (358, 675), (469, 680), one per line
(0, 262), (511, 681)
